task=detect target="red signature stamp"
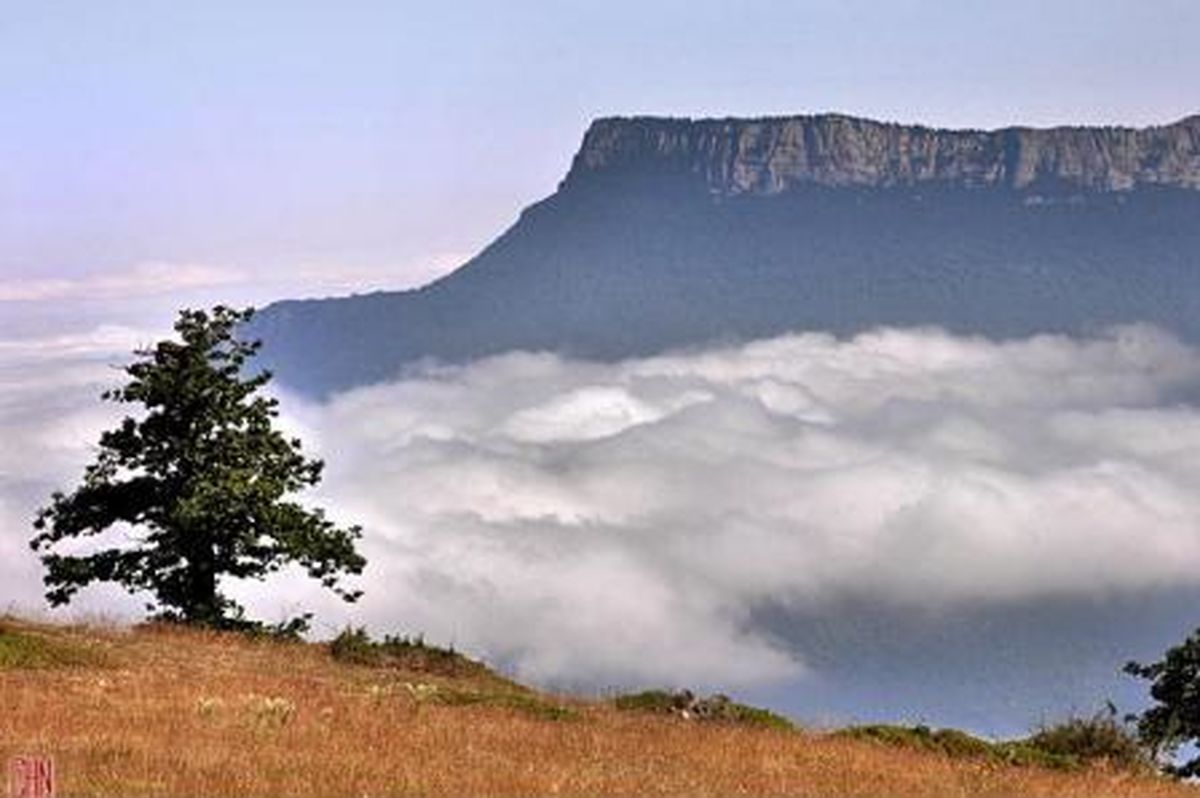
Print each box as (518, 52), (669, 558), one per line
(7, 757), (54, 798)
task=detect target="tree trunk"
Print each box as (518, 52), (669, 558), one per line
(185, 536), (220, 626)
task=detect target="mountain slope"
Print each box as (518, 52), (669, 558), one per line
(251, 114), (1200, 396)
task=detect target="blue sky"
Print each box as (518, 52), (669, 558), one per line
(1, 0), (1197, 318)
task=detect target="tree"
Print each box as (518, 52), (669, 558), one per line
(30, 306), (365, 631)
(1124, 630), (1200, 777)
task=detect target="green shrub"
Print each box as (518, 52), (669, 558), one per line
(329, 626), (377, 665)
(838, 724), (995, 760)
(329, 627), (486, 677)
(1024, 712), (1150, 771)
(613, 689), (793, 731)
(837, 724), (1073, 770)
(613, 689), (678, 714)
(722, 701), (795, 731)
(837, 718), (1147, 773)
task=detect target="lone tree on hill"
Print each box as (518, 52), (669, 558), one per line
(31, 306), (365, 631)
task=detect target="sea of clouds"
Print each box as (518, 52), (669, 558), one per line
(5, 323), (1200, 694)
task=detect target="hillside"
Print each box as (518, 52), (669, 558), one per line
(0, 618), (1191, 797)
(248, 113), (1200, 396)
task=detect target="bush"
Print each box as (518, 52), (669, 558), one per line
(838, 716), (1149, 773)
(1025, 712), (1150, 772)
(837, 724), (1073, 769)
(722, 701), (795, 731)
(329, 627), (486, 677)
(613, 689), (793, 731)
(329, 626), (376, 665)
(612, 689), (679, 714)
(838, 724), (996, 760)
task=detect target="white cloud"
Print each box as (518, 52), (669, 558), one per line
(277, 324), (1200, 686)
(0, 262), (247, 302)
(6, 323), (1200, 689)
(0, 327), (143, 617)
(282, 251), (468, 297)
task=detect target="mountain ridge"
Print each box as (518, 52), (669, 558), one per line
(565, 113), (1200, 194)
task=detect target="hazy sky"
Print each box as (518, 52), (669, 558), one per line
(2, 0), (1198, 317)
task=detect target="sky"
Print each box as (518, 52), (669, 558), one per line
(2, 0), (1199, 328)
(3, 2), (1200, 734)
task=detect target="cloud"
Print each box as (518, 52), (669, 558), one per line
(279, 324), (1200, 686)
(0, 262), (247, 302)
(0, 326), (146, 616)
(282, 251), (469, 297)
(5, 323), (1200, 691)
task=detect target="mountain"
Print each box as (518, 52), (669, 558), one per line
(571, 114), (1200, 192)
(250, 113), (1200, 396)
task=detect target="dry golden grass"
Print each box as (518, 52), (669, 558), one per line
(0, 618), (1194, 797)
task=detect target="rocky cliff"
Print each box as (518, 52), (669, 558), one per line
(565, 114), (1200, 194)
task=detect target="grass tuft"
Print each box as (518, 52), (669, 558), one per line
(0, 620), (99, 669)
(425, 686), (579, 721)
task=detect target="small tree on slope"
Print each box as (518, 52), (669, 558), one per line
(1125, 629), (1200, 777)
(30, 306), (365, 630)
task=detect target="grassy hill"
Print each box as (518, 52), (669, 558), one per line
(0, 617), (1191, 797)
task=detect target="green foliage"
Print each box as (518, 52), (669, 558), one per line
(30, 306), (365, 631)
(1026, 712), (1149, 772)
(0, 623), (97, 669)
(612, 689), (679, 713)
(329, 626), (378, 665)
(838, 717), (1148, 772)
(329, 627), (486, 678)
(838, 724), (998, 760)
(612, 689), (793, 731)
(1125, 628), (1200, 776)
(721, 701), (795, 731)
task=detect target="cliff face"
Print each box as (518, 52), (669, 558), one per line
(566, 114), (1200, 194)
